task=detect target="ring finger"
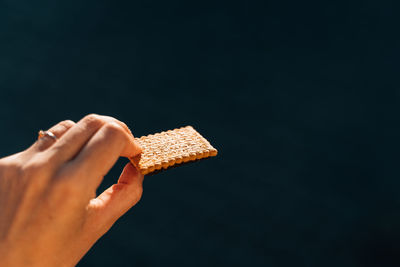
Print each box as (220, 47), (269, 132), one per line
(35, 120), (76, 151)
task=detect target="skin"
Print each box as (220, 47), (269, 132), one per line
(0, 114), (144, 267)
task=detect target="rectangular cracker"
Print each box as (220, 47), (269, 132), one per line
(129, 126), (218, 175)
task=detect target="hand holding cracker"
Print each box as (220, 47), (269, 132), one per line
(0, 114), (143, 267)
(0, 114), (217, 267)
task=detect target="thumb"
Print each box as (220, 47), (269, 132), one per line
(87, 163), (144, 232)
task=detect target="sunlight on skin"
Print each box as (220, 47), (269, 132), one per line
(0, 114), (144, 267)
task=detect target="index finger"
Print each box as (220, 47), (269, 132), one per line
(47, 114), (141, 167)
(62, 121), (141, 190)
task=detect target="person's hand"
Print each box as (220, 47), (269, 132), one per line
(0, 114), (144, 267)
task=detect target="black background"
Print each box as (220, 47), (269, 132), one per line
(0, 1), (396, 266)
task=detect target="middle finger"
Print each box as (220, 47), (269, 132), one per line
(46, 114), (140, 167)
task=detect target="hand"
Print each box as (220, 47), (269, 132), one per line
(0, 114), (144, 267)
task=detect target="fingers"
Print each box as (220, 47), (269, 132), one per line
(86, 163), (144, 233)
(64, 121), (142, 189)
(34, 120), (76, 151)
(47, 114), (141, 167)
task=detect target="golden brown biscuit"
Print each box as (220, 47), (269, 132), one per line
(130, 126), (218, 175)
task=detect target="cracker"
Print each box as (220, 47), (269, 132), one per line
(130, 126), (218, 175)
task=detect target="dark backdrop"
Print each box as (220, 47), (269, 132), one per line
(0, 1), (396, 267)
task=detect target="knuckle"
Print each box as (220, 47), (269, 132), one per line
(58, 119), (75, 129)
(117, 121), (130, 133)
(102, 116), (132, 136)
(84, 113), (100, 121)
(103, 122), (127, 141)
(82, 114), (104, 129)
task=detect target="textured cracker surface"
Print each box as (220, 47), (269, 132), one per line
(130, 126), (218, 175)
